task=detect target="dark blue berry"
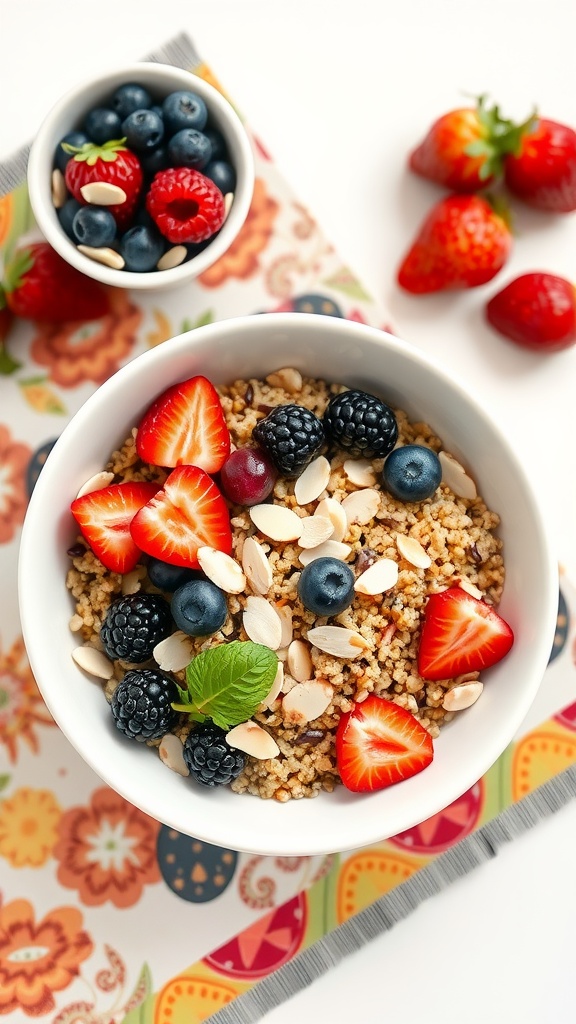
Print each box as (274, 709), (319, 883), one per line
(167, 128), (212, 170)
(84, 107), (123, 144)
(171, 579), (227, 637)
(204, 159), (236, 194)
(119, 225), (165, 272)
(111, 668), (178, 741)
(147, 557), (203, 592)
(57, 197), (83, 239)
(72, 206), (117, 247)
(140, 146), (169, 178)
(297, 557), (355, 617)
(162, 90), (208, 134)
(110, 82), (153, 119)
(54, 131), (89, 173)
(382, 444), (442, 502)
(121, 108), (165, 152)
(203, 126), (227, 161)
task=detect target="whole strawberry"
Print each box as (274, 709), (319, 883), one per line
(503, 118), (576, 212)
(3, 242), (111, 322)
(397, 194), (512, 294)
(63, 138), (143, 228)
(486, 272), (576, 352)
(409, 96), (535, 193)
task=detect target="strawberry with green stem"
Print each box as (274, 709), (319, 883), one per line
(0, 286), (18, 374)
(3, 242), (111, 322)
(63, 137), (143, 228)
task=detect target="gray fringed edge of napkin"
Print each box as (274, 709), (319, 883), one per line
(207, 765), (576, 1024)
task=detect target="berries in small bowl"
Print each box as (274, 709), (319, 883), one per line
(27, 63), (254, 290)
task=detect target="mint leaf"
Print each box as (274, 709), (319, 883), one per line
(176, 641), (278, 730)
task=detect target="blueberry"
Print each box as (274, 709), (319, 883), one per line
(54, 130), (89, 173)
(171, 579), (228, 637)
(84, 107), (123, 144)
(121, 108), (165, 152)
(140, 146), (169, 178)
(204, 159), (236, 194)
(162, 90), (208, 134)
(119, 224), (165, 272)
(57, 197), (83, 239)
(297, 557), (355, 617)
(72, 206), (117, 247)
(167, 128), (212, 170)
(203, 126), (227, 161)
(382, 444), (442, 502)
(147, 557), (203, 592)
(110, 83), (153, 119)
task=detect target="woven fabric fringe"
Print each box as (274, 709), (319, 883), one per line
(206, 764), (576, 1024)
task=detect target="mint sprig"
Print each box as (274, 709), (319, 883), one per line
(172, 640), (278, 731)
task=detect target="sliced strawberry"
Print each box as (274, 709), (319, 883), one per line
(130, 465), (232, 568)
(135, 375), (230, 473)
(336, 695), (434, 793)
(417, 587), (514, 681)
(70, 481), (160, 574)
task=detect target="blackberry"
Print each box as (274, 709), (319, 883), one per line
(111, 669), (178, 741)
(323, 390), (398, 459)
(100, 593), (172, 663)
(183, 721), (246, 787)
(252, 404), (325, 476)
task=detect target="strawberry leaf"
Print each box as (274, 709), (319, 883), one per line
(65, 138), (128, 165)
(175, 641), (278, 730)
(3, 247), (35, 293)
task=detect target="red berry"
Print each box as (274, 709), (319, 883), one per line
(3, 242), (111, 322)
(64, 139), (143, 228)
(486, 272), (576, 353)
(219, 447), (277, 506)
(146, 166), (225, 244)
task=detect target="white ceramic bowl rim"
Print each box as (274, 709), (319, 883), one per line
(18, 313), (558, 855)
(27, 62), (255, 290)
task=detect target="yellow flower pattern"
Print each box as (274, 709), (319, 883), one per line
(0, 787), (62, 867)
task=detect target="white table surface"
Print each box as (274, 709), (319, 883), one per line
(2, 2), (576, 1021)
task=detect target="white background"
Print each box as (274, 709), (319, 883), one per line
(2, 1), (576, 1021)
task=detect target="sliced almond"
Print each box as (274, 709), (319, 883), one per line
(249, 504), (303, 542)
(315, 497), (347, 542)
(51, 168), (67, 208)
(77, 245), (125, 270)
(354, 557), (399, 596)
(159, 733), (189, 776)
(197, 546), (246, 594)
(343, 458), (377, 487)
(287, 639), (313, 682)
(224, 191), (234, 216)
(153, 631), (194, 672)
(265, 367), (303, 394)
(457, 577), (484, 600)
(243, 596), (283, 650)
(260, 662), (284, 708)
(226, 720), (280, 759)
(294, 456), (331, 506)
(72, 645), (114, 679)
(276, 604), (293, 648)
(341, 487), (380, 526)
(282, 680), (334, 725)
(396, 534), (432, 569)
(442, 681), (484, 711)
(157, 245), (187, 271)
(242, 536), (273, 595)
(69, 613), (84, 633)
(298, 515), (334, 550)
(299, 539), (351, 566)
(439, 451), (477, 500)
(76, 470), (114, 498)
(80, 181), (127, 205)
(307, 625), (371, 659)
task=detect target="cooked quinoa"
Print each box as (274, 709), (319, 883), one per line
(66, 371), (505, 801)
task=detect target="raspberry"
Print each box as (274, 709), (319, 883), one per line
(252, 404), (325, 477)
(322, 390), (398, 459)
(145, 166), (225, 244)
(183, 721), (246, 787)
(100, 593), (172, 663)
(111, 669), (178, 741)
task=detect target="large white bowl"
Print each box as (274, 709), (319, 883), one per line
(27, 62), (255, 290)
(18, 313), (557, 855)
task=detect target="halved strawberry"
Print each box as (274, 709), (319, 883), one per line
(417, 587), (514, 681)
(130, 464), (232, 568)
(336, 695), (434, 793)
(135, 375), (230, 473)
(70, 481), (160, 574)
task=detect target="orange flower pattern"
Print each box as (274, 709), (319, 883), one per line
(0, 425), (31, 544)
(29, 288), (142, 388)
(54, 787), (161, 908)
(0, 635), (53, 764)
(0, 787), (62, 867)
(199, 177), (279, 288)
(0, 899), (93, 1017)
